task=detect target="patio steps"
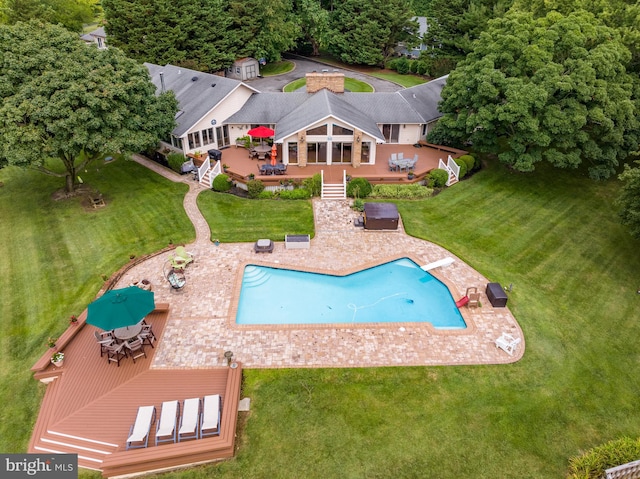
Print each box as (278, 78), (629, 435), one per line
(322, 182), (346, 199)
(33, 428), (117, 470)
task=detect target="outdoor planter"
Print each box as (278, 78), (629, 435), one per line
(51, 352), (64, 368)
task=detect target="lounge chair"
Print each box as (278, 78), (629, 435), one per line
(495, 333), (521, 355)
(169, 246), (194, 271)
(126, 405), (156, 450)
(178, 398), (200, 442)
(200, 394), (222, 438)
(155, 400), (180, 446)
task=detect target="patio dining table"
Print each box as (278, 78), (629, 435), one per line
(113, 322), (143, 342)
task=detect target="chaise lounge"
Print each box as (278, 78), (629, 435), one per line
(126, 405), (156, 450)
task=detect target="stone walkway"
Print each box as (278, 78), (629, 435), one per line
(121, 155), (524, 368)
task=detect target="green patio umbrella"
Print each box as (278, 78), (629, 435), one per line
(87, 286), (155, 330)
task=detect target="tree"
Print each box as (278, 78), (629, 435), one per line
(327, 0), (418, 66)
(229, 0), (300, 62)
(617, 161), (640, 239)
(2, 0), (99, 32)
(102, 0), (236, 72)
(428, 11), (639, 180)
(296, 0), (329, 56)
(0, 21), (178, 193)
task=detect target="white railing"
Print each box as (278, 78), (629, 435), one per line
(198, 157), (211, 186)
(606, 459), (640, 479)
(438, 155), (460, 186)
(320, 170), (347, 199)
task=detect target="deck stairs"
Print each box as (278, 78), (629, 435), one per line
(198, 157), (221, 188)
(439, 155), (460, 186)
(321, 170), (347, 199)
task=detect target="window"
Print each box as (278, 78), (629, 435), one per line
(216, 125), (230, 147)
(307, 125), (327, 136)
(201, 128), (215, 146)
(306, 142), (327, 163)
(332, 124), (353, 136)
(188, 132), (201, 149)
(381, 124), (400, 143)
(170, 136), (183, 150)
(331, 142), (352, 163)
(361, 142), (371, 164)
(288, 143), (298, 165)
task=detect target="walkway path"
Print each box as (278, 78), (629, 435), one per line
(124, 155), (524, 368)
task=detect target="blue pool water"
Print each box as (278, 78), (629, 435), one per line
(236, 258), (466, 329)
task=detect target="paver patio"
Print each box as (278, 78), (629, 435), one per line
(117, 155), (524, 369)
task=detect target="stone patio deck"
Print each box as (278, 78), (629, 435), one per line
(117, 155), (524, 369)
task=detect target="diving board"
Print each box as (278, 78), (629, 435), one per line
(421, 257), (454, 271)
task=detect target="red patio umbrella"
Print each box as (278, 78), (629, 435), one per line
(270, 144), (277, 166)
(247, 125), (275, 148)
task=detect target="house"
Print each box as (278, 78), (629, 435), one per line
(146, 64), (447, 168)
(225, 57), (260, 81)
(395, 16), (429, 58)
(80, 27), (107, 50)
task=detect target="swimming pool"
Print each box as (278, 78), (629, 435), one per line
(236, 258), (466, 328)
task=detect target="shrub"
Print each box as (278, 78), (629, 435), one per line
(416, 61), (429, 76)
(247, 179), (265, 199)
(279, 188), (311, 200)
(458, 154), (477, 172)
(346, 177), (372, 198)
(371, 184), (433, 199)
(428, 168), (449, 188)
(302, 173), (321, 197)
(567, 437), (640, 479)
(167, 152), (186, 173)
(454, 158), (468, 178)
(212, 173), (232, 192)
(352, 198), (365, 211)
(387, 58), (399, 71)
(257, 190), (275, 199)
(396, 57), (410, 74)
(409, 60), (419, 73)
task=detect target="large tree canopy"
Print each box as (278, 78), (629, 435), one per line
(1, 0), (98, 31)
(327, 0), (418, 66)
(0, 21), (177, 192)
(428, 10), (639, 180)
(617, 160), (640, 239)
(102, 0), (236, 72)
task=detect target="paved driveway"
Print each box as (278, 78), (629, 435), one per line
(244, 55), (404, 93)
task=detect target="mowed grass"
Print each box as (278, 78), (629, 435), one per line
(260, 60), (294, 76)
(369, 71), (427, 87)
(4, 155), (640, 479)
(0, 159), (194, 453)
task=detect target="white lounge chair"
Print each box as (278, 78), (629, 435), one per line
(126, 405), (156, 450)
(200, 394), (221, 438)
(155, 400), (180, 446)
(178, 398), (200, 442)
(495, 333), (521, 356)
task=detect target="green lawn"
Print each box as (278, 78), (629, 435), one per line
(369, 71), (427, 87)
(260, 61), (294, 76)
(3, 156), (640, 479)
(283, 77), (374, 92)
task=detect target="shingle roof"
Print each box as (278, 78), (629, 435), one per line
(341, 93), (426, 124)
(145, 63), (257, 137)
(398, 75), (448, 123)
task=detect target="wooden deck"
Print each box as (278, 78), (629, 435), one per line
(217, 142), (466, 186)
(29, 305), (242, 478)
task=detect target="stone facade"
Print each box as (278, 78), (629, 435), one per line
(306, 72), (345, 93)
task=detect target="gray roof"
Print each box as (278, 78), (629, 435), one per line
(398, 75), (448, 123)
(341, 93), (425, 124)
(145, 63), (257, 137)
(225, 92), (310, 125)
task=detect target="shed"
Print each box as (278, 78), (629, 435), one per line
(363, 203), (399, 230)
(226, 57), (259, 81)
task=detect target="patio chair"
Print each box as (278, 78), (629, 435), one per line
(167, 269), (186, 289)
(169, 246), (194, 271)
(126, 405), (156, 450)
(397, 152), (404, 160)
(125, 339), (147, 363)
(155, 400), (180, 446)
(138, 324), (156, 348)
(495, 333), (521, 356)
(200, 394), (222, 438)
(94, 330), (114, 357)
(105, 342), (127, 366)
(178, 398), (201, 442)
(388, 158), (399, 171)
(465, 287), (480, 308)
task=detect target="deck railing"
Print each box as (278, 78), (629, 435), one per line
(198, 157), (211, 186)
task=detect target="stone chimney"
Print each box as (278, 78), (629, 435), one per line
(306, 70), (345, 93)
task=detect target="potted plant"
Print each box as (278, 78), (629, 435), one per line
(248, 173), (255, 180)
(213, 238), (220, 246)
(51, 351), (64, 367)
(407, 170), (415, 180)
(69, 315), (78, 325)
(47, 337), (57, 349)
(222, 163), (230, 172)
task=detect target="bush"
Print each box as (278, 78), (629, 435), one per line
(212, 173), (232, 192)
(416, 61), (429, 76)
(167, 152), (186, 173)
(458, 154), (477, 173)
(454, 158), (468, 178)
(352, 198), (365, 211)
(302, 173), (321, 197)
(257, 190), (275, 199)
(409, 60), (419, 73)
(278, 188), (312, 200)
(247, 179), (265, 199)
(567, 437), (640, 479)
(396, 57), (410, 74)
(346, 177), (372, 198)
(387, 58), (399, 71)
(371, 184), (434, 199)
(428, 168), (449, 188)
